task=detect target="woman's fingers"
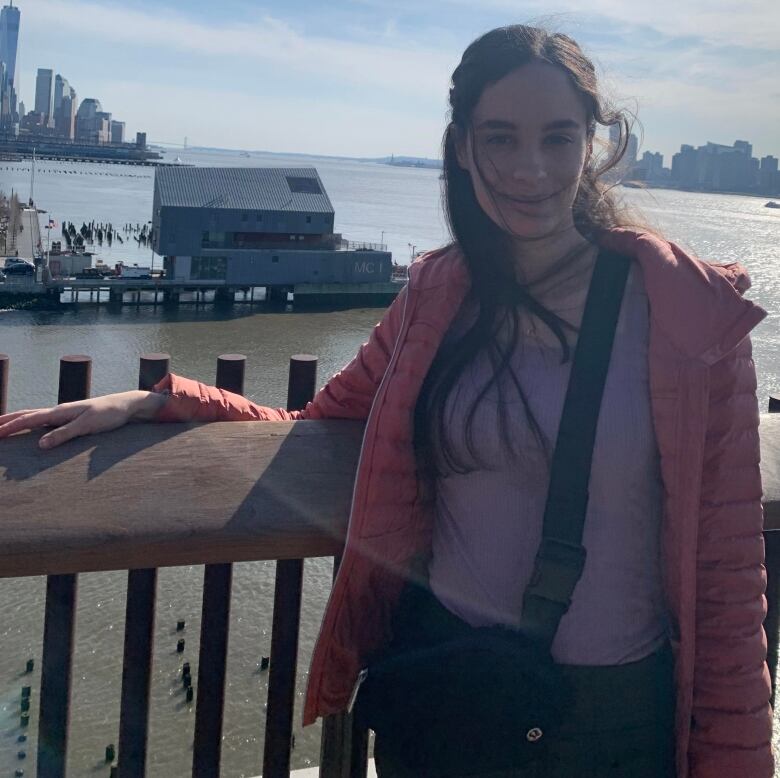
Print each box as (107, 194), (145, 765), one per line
(0, 406), (84, 439)
(38, 415), (89, 449)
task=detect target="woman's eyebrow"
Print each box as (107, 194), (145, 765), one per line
(542, 119), (581, 131)
(475, 119), (516, 130)
(475, 118), (582, 131)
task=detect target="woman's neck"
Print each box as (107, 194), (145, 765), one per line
(509, 224), (593, 287)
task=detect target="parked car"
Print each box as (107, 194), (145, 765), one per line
(4, 261), (34, 276)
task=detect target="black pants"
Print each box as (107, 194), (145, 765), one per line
(373, 585), (676, 778)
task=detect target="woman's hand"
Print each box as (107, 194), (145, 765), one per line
(0, 391), (168, 449)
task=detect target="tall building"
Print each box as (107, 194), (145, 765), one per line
(53, 73), (72, 137)
(17, 96), (22, 116)
(0, 2), (20, 125)
(760, 156), (779, 194)
(59, 91), (76, 140)
(76, 97), (110, 142)
(110, 119), (125, 143)
(34, 68), (54, 125)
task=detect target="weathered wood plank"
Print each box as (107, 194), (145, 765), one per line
(761, 414), (780, 531)
(0, 420), (363, 577)
(0, 415), (778, 577)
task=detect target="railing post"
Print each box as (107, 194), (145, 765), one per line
(38, 355), (91, 778)
(263, 355), (316, 778)
(192, 354), (246, 777)
(0, 353), (8, 415)
(118, 353), (170, 777)
(320, 554), (369, 778)
(765, 396), (780, 706)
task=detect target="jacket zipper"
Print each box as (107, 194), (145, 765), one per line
(306, 283), (414, 713)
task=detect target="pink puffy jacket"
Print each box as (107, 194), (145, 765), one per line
(155, 228), (773, 778)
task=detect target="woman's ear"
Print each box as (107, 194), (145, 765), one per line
(452, 126), (471, 171)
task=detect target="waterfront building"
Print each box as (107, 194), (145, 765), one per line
(626, 133), (638, 168)
(670, 139), (762, 193)
(0, 1), (19, 124)
(76, 97), (109, 143)
(634, 150), (664, 182)
(760, 156), (780, 195)
(58, 92), (76, 140)
(52, 74), (71, 136)
(152, 166), (392, 287)
(136, 131), (147, 149)
(110, 119), (125, 144)
(34, 68), (54, 126)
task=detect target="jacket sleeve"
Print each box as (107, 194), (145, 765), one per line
(689, 334), (774, 777)
(153, 284), (408, 424)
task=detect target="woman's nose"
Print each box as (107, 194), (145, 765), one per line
(510, 149), (547, 184)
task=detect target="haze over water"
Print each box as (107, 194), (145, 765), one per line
(0, 149), (778, 776)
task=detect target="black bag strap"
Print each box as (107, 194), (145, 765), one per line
(520, 249), (631, 648)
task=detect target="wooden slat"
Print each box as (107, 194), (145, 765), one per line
(193, 354), (246, 777)
(118, 567), (157, 776)
(193, 562), (233, 776)
(38, 356), (91, 778)
(38, 574), (77, 778)
(262, 356), (317, 778)
(761, 414), (780, 530)
(320, 559), (369, 778)
(263, 559), (304, 777)
(0, 419), (363, 577)
(117, 353), (171, 778)
(0, 353), (8, 415)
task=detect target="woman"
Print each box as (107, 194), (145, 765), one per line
(0, 24), (772, 778)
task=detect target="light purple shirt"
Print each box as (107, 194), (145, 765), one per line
(428, 264), (669, 665)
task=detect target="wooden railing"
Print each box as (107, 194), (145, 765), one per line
(0, 351), (778, 777)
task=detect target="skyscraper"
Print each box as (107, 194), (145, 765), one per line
(0, 2), (20, 124)
(35, 68), (54, 124)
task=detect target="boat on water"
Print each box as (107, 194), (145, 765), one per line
(765, 201), (780, 209)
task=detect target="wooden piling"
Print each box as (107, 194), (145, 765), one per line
(38, 356), (91, 778)
(0, 354), (8, 415)
(193, 354), (246, 776)
(262, 355), (317, 778)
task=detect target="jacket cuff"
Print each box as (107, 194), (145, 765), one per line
(151, 372), (207, 422)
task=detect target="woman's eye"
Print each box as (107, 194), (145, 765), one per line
(545, 135), (573, 145)
(486, 135), (514, 146)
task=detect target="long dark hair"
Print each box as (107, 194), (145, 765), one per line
(414, 24), (636, 489)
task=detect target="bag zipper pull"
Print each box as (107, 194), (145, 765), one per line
(347, 668), (368, 714)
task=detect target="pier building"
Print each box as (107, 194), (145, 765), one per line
(152, 166), (392, 291)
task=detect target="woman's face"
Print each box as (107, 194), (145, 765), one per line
(456, 61), (591, 242)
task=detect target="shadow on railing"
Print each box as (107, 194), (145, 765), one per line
(0, 351), (778, 778)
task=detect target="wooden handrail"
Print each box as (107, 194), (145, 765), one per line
(0, 420), (364, 578)
(0, 414), (778, 579)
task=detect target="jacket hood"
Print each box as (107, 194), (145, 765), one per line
(409, 229), (766, 366)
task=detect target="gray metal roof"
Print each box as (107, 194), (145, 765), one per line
(154, 166), (334, 214)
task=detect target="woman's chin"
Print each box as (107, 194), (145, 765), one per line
(497, 212), (565, 241)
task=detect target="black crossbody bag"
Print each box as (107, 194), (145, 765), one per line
(353, 250), (632, 776)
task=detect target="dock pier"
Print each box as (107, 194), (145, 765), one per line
(1, 277), (402, 308)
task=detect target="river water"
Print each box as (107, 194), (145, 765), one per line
(0, 149), (778, 776)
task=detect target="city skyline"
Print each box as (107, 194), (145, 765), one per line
(7, 0), (780, 161)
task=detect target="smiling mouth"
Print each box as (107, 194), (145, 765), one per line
(501, 192), (553, 205)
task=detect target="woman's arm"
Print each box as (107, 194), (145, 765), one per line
(689, 334), (774, 777)
(153, 285), (410, 424)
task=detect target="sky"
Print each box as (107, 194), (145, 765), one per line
(12, 0), (780, 162)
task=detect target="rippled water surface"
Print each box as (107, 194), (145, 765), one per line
(0, 150), (778, 776)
